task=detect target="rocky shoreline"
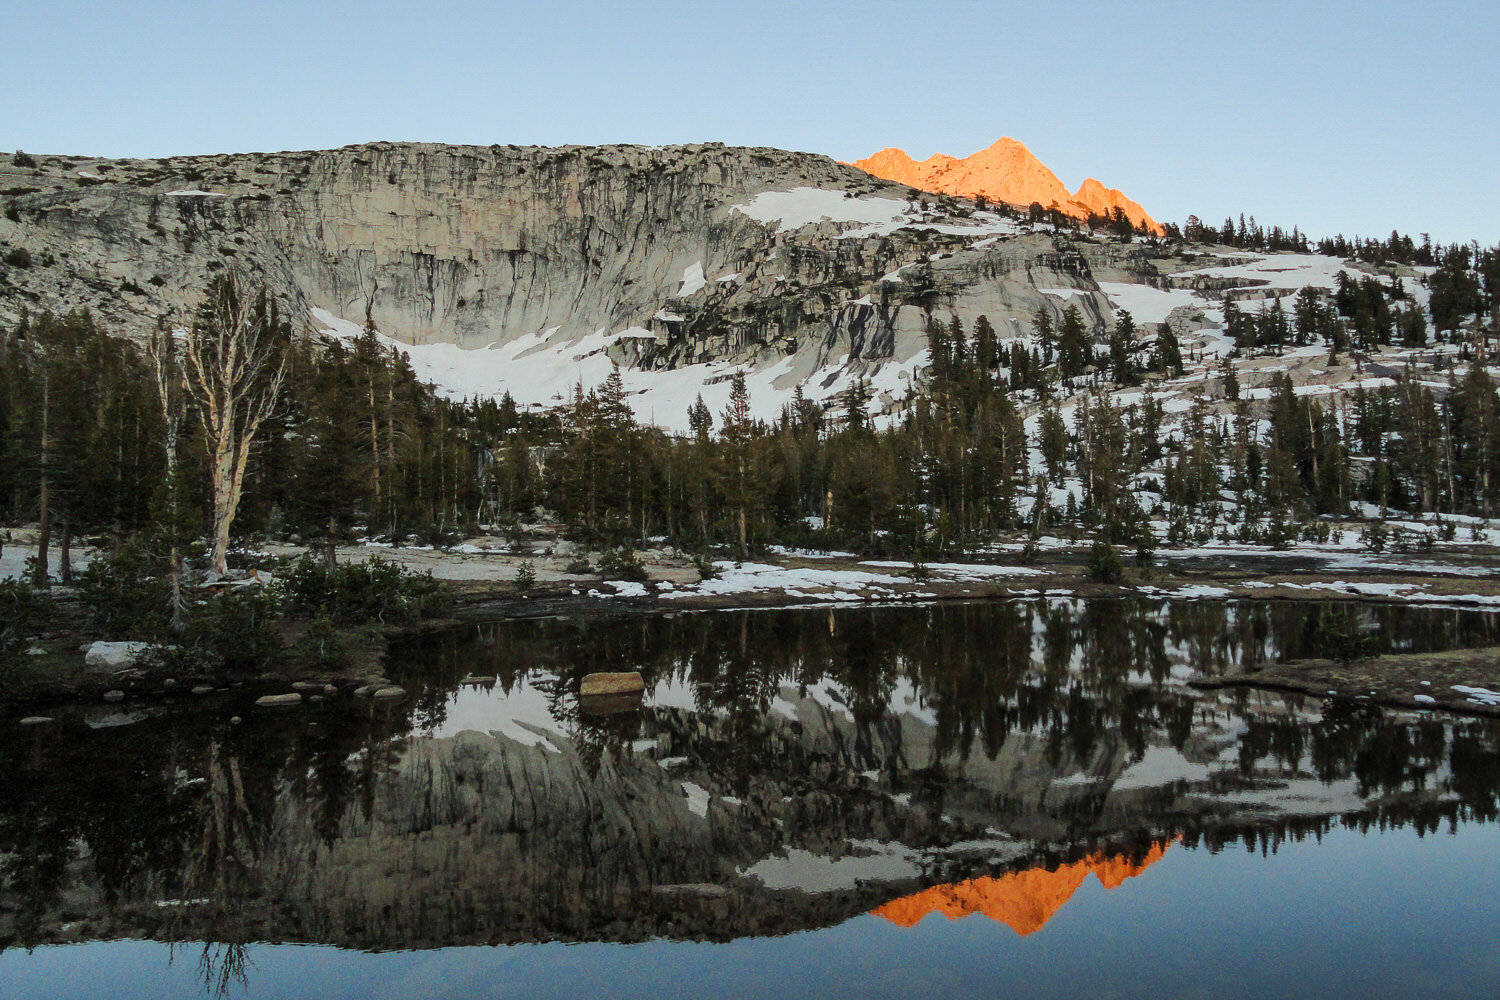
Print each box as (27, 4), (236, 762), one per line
(8, 545), (1500, 720)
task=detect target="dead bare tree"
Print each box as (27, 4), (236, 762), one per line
(181, 277), (290, 575)
(146, 318), (188, 627)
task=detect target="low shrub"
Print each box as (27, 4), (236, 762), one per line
(1359, 521), (1388, 553)
(280, 555), (450, 624)
(185, 586), (285, 672)
(1087, 541), (1124, 584)
(598, 545), (648, 583)
(292, 609), (348, 670)
(75, 544), (168, 637)
(0, 578), (46, 682)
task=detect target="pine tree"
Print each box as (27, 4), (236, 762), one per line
(1058, 305), (1091, 379)
(1109, 310), (1138, 385)
(720, 371), (756, 557)
(1033, 306), (1056, 366)
(1154, 325), (1183, 376)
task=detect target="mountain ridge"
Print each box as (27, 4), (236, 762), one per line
(852, 137), (1163, 235)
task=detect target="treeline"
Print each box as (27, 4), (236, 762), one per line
(4, 259), (1500, 572)
(1171, 207), (1500, 308)
(0, 290), (487, 585)
(485, 311), (1500, 557)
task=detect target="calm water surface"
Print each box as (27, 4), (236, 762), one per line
(3, 598), (1499, 999)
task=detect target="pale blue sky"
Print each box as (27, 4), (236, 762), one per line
(5, 1), (1497, 244)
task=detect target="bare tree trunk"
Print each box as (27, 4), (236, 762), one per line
(385, 374), (396, 537)
(34, 373), (50, 588)
(58, 519), (72, 585)
(148, 324), (186, 631)
(368, 377), (381, 523)
(737, 455), (747, 558)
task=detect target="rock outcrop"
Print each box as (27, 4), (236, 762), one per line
(852, 137), (1163, 235)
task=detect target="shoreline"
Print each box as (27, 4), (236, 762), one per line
(6, 542), (1500, 719)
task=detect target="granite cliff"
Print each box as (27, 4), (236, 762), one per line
(0, 141), (1157, 423)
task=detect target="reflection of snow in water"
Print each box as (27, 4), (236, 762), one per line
(423, 675), (564, 752)
(742, 843), (921, 892)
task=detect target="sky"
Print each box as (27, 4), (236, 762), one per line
(4, 0), (1498, 245)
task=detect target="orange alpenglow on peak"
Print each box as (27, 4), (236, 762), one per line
(870, 842), (1170, 936)
(851, 137), (1163, 236)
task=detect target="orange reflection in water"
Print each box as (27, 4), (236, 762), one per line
(872, 842), (1170, 936)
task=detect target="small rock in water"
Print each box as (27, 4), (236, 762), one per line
(18, 716), (55, 726)
(230, 716), (242, 725)
(371, 686), (406, 700)
(291, 681), (325, 692)
(652, 883), (731, 899)
(255, 693), (302, 707)
(102, 690), (126, 703)
(191, 685), (213, 696)
(580, 671), (645, 697)
(27, 646), (47, 656)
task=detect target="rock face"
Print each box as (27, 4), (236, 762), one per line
(0, 140), (1163, 426)
(0, 142), (906, 349)
(852, 137), (1163, 235)
(1071, 177), (1160, 233)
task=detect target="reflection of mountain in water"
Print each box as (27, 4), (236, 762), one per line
(2, 601), (1498, 954)
(873, 843), (1170, 935)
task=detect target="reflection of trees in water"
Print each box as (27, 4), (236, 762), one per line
(377, 601), (1500, 794)
(381, 600), (1500, 832)
(165, 940), (250, 1000)
(0, 694), (421, 951)
(2, 599), (1499, 959)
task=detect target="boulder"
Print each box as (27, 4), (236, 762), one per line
(255, 693), (302, 707)
(102, 690), (126, 703)
(84, 641), (154, 670)
(18, 716), (55, 726)
(371, 686), (407, 700)
(580, 671), (645, 697)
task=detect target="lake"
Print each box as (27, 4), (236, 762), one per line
(3, 598), (1499, 999)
